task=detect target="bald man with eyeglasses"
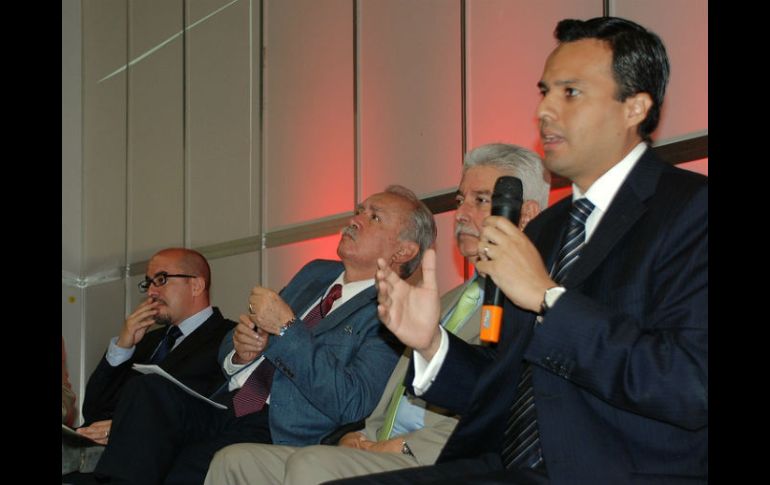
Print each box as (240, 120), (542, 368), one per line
(75, 248), (236, 448)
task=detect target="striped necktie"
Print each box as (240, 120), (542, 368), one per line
(147, 325), (183, 365)
(376, 280), (481, 441)
(501, 198), (595, 470)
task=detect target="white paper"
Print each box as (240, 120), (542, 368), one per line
(132, 363), (228, 410)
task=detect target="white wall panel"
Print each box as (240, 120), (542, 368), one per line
(263, 0), (355, 229)
(465, 0), (601, 153)
(209, 251), (262, 323)
(358, 0), (462, 198)
(127, 0), (185, 262)
(82, 0), (128, 275)
(265, 234), (343, 292)
(679, 158), (708, 176)
(83, 281), (126, 390)
(63, 0), (83, 276)
(187, 0), (258, 247)
(611, 0), (708, 142)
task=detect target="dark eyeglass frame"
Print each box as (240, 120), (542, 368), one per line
(138, 271), (197, 293)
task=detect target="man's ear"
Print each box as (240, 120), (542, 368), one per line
(625, 91), (652, 130)
(190, 276), (206, 297)
(391, 240), (420, 266)
(518, 200), (542, 230)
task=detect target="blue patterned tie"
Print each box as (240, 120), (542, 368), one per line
(501, 198), (595, 470)
(232, 284), (343, 417)
(148, 325), (183, 365)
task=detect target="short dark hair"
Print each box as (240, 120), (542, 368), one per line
(555, 17), (670, 142)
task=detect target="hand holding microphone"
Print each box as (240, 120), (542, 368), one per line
(479, 176), (523, 343)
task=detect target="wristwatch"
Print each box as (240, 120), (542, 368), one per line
(401, 440), (415, 457)
(278, 317), (298, 337)
(539, 286), (566, 316)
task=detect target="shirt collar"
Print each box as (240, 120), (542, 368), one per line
(176, 306), (213, 336)
(572, 142), (647, 212)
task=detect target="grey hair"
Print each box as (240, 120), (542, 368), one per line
(463, 143), (550, 209)
(384, 185), (437, 279)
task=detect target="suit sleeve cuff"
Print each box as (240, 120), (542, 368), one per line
(412, 327), (449, 395)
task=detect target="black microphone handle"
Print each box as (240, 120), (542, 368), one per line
(482, 201), (521, 307)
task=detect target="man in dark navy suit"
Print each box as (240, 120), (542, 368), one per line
(77, 248), (236, 441)
(367, 16), (707, 485)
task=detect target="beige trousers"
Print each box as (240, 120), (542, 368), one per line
(204, 443), (419, 485)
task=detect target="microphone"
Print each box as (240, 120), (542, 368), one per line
(480, 176), (523, 343)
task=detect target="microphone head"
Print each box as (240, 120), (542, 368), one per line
(491, 176), (523, 225)
(492, 176), (523, 204)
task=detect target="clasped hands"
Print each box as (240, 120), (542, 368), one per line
(233, 287), (294, 365)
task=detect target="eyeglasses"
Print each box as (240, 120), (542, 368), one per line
(138, 272), (197, 293)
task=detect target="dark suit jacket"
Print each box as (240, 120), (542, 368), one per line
(409, 149), (708, 484)
(217, 259), (402, 446)
(82, 307), (236, 424)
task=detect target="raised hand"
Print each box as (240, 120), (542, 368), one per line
(376, 248), (442, 361)
(116, 299), (160, 349)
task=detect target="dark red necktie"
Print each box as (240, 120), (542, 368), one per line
(232, 284), (343, 417)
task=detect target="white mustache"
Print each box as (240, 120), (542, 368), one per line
(341, 225), (358, 240)
(455, 224), (479, 239)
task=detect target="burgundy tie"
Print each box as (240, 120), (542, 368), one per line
(232, 284), (343, 417)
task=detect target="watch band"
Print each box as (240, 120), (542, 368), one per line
(401, 440), (415, 457)
(278, 317), (298, 337)
(539, 286), (566, 316)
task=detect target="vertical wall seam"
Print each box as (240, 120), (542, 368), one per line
(460, 0), (469, 281)
(353, 0), (360, 207)
(183, 0), (190, 248)
(124, 0), (132, 314)
(259, 0), (267, 285)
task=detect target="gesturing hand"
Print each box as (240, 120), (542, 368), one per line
(376, 248), (442, 361)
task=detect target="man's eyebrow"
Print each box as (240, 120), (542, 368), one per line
(538, 79), (581, 88)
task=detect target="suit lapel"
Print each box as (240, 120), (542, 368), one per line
(283, 267), (344, 318)
(160, 309), (221, 368)
(312, 285), (377, 335)
(564, 150), (661, 287)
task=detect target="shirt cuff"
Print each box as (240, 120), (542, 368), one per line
(225, 350), (265, 392)
(105, 337), (134, 367)
(412, 327), (449, 396)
